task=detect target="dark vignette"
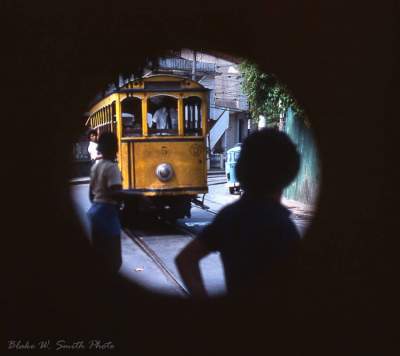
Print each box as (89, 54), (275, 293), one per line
(1, 1), (395, 355)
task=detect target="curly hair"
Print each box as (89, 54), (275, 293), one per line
(97, 132), (118, 158)
(235, 128), (300, 194)
(87, 129), (97, 139)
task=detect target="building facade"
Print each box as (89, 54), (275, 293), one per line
(179, 49), (250, 156)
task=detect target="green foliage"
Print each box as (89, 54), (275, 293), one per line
(239, 61), (305, 126)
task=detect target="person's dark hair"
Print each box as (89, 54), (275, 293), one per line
(235, 128), (300, 194)
(87, 129), (97, 139)
(97, 132), (118, 158)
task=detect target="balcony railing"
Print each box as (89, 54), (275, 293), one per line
(158, 58), (216, 73)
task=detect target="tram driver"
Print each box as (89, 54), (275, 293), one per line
(153, 106), (168, 129)
(169, 107), (178, 129)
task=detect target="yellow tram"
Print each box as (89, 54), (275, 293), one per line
(86, 74), (209, 219)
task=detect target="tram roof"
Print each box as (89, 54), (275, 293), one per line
(118, 74), (209, 93)
(87, 74), (209, 119)
(141, 74), (207, 86)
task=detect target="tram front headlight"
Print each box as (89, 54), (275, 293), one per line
(155, 163), (174, 182)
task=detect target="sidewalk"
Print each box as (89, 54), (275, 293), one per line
(69, 176), (90, 185)
(207, 169), (225, 176)
(281, 197), (315, 219)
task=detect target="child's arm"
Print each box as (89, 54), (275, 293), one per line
(175, 239), (210, 299)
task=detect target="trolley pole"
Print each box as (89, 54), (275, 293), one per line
(192, 50), (197, 80)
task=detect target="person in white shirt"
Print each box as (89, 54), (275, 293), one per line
(87, 129), (101, 165)
(169, 107), (178, 129)
(147, 112), (153, 128)
(87, 132), (123, 275)
(152, 107), (168, 129)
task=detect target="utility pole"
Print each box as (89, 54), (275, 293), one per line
(192, 50), (197, 80)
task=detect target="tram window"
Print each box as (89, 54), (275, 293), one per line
(121, 97), (142, 137)
(147, 95), (178, 136)
(183, 97), (202, 136)
(111, 102), (117, 133)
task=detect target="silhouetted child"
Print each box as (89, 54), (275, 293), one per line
(87, 132), (123, 275)
(175, 128), (301, 297)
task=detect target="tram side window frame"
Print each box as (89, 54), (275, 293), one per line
(183, 96), (202, 137)
(121, 96), (143, 137)
(147, 95), (179, 137)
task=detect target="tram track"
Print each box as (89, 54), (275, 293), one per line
(123, 227), (190, 297)
(121, 202), (220, 297)
(191, 195), (220, 215)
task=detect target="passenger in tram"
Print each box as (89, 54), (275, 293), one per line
(169, 107), (178, 129)
(153, 106), (168, 129)
(132, 114), (142, 129)
(123, 113), (142, 136)
(147, 112), (153, 128)
(122, 113), (134, 136)
(87, 132), (124, 276)
(175, 128), (301, 298)
(122, 113), (134, 127)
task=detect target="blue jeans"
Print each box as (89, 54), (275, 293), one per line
(87, 203), (122, 274)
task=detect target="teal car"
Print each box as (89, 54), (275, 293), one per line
(225, 144), (242, 194)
